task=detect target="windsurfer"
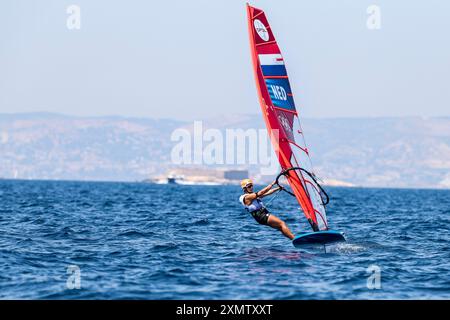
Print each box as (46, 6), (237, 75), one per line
(239, 179), (295, 240)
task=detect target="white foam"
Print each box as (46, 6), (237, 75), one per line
(325, 242), (366, 254)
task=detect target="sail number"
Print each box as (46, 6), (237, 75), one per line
(269, 85), (287, 101)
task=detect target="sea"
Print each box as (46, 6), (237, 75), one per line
(0, 179), (449, 299)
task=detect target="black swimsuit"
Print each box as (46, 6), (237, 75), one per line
(241, 196), (271, 225)
(250, 207), (271, 225)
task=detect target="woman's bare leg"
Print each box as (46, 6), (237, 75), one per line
(267, 215), (295, 240)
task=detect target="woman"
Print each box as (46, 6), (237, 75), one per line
(239, 179), (295, 240)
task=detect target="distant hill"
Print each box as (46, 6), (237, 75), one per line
(0, 113), (449, 188)
(0, 113), (183, 181)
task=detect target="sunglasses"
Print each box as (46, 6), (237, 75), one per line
(246, 184), (253, 188)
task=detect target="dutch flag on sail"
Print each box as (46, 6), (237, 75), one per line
(259, 54), (287, 76)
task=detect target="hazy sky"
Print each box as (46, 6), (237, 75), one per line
(1, 0), (449, 120)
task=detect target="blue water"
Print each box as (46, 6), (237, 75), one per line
(0, 180), (449, 299)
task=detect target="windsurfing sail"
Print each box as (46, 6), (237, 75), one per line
(246, 4), (329, 232)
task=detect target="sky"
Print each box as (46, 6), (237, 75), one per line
(0, 0), (449, 121)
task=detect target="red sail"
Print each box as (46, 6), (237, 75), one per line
(247, 4), (328, 231)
